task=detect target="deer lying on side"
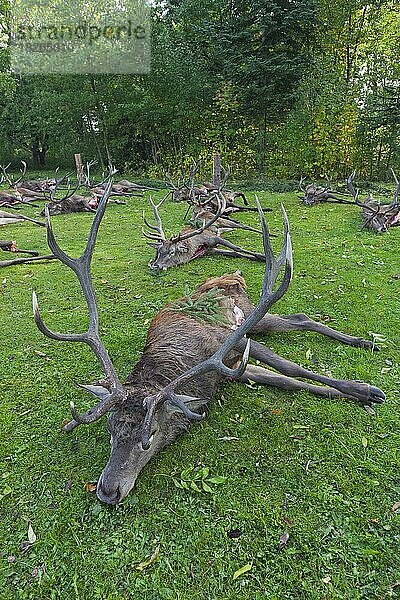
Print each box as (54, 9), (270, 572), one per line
(33, 185), (385, 504)
(166, 161), (269, 215)
(346, 171), (400, 233)
(0, 162), (49, 206)
(300, 172), (400, 233)
(299, 178), (346, 206)
(84, 160), (152, 197)
(41, 175), (123, 217)
(144, 195), (266, 270)
(0, 239), (38, 256)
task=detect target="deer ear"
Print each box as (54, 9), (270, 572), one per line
(76, 383), (111, 401)
(177, 243), (189, 253)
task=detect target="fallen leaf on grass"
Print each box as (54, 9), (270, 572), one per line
(362, 437), (368, 448)
(20, 523), (37, 554)
(63, 479), (73, 492)
(34, 350), (49, 359)
(84, 482), (97, 493)
(322, 576), (331, 584)
(136, 545), (160, 571)
(27, 523), (36, 544)
(271, 408), (283, 415)
(279, 532), (289, 549)
(233, 563), (252, 580)
(391, 501), (400, 512)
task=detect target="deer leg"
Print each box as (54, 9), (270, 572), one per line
(215, 238), (265, 261)
(240, 364), (347, 399)
(235, 338), (385, 406)
(209, 248), (266, 262)
(251, 313), (377, 350)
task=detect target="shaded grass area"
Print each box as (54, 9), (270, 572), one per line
(0, 189), (399, 599)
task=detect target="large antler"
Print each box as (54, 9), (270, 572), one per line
(140, 199), (293, 448)
(0, 161), (27, 188)
(32, 172), (127, 432)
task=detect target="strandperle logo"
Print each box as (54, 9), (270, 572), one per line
(13, 20), (147, 45)
(9, 0), (151, 74)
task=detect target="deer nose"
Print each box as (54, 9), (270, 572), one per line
(96, 477), (121, 505)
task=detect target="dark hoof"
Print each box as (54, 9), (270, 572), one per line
(360, 339), (380, 351)
(369, 386), (385, 404)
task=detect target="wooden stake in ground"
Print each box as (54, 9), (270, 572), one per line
(213, 153), (221, 188)
(74, 154), (84, 184)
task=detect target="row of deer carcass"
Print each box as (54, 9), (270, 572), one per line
(0, 160), (147, 214)
(28, 171), (387, 505)
(0, 161), (152, 265)
(300, 170), (400, 233)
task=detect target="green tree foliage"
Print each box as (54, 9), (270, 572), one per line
(0, 0), (398, 178)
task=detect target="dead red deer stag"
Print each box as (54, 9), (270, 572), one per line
(298, 177), (348, 206)
(143, 194), (266, 270)
(0, 162), (48, 206)
(0, 209), (44, 227)
(40, 182), (97, 216)
(84, 160), (152, 197)
(33, 187), (385, 504)
(166, 162), (267, 215)
(346, 171), (400, 233)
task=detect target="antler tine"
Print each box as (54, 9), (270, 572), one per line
(33, 170), (126, 429)
(84, 160), (97, 187)
(14, 161), (27, 186)
(346, 171), (359, 202)
(140, 200), (293, 448)
(219, 164), (230, 190)
(390, 168), (400, 206)
(172, 192), (226, 243)
(0, 163), (12, 186)
(299, 176), (306, 192)
(186, 159), (199, 183)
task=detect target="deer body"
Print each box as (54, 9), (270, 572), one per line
(361, 198), (400, 232)
(42, 194), (98, 216)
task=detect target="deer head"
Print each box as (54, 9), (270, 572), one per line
(144, 194), (225, 271)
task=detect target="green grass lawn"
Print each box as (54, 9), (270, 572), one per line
(0, 189), (399, 600)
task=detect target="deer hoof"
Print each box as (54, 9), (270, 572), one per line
(368, 386), (385, 404)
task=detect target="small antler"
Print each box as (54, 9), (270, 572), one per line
(33, 168), (126, 431)
(140, 198), (293, 448)
(171, 193), (226, 243)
